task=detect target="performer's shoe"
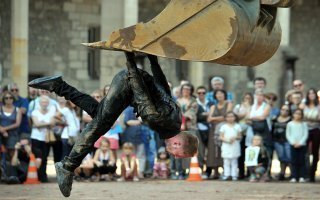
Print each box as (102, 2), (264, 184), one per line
(55, 162), (74, 197)
(28, 75), (63, 92)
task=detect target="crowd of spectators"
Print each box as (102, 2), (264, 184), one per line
(0, 76), (319, 184)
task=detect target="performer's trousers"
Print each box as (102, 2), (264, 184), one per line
(54, 69), (165, 172)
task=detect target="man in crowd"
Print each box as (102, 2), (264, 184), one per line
(292, 79), (305, 102)
(206, 76), (233, 106)
(253, 77), (267, 92)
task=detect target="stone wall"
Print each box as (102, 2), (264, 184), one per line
(29, 0), (101, 92)
(0, 0), (12, 84)
(291, 0), (320, 90)
(138, 0), (169, 22)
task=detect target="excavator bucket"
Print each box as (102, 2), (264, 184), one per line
(84, 0), (293, 66)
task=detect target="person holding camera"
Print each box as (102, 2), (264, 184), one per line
(7, 138), (41, 184)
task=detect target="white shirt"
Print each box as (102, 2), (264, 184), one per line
(250, 102), (267, 118)
(31, 109), (55, 141)
(59, 107), (80, 139)
(220, 123), (242, 158)
(250, 102), (271, 130)
(28, 97), (58, 117)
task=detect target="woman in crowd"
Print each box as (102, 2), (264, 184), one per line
(30, 95), (55, 182)
(176, 83), (200, 179)
(0, 91), (22, 159)
(249, 90), (272, 163)
(207, 89), (233, 179)
(233, 92), (254, 179)
(196, 86), (211, 175)
(286, 109), (308, 183)
(265, 92), (280, 121)
(56, 97), (80, 158)
(272, 104), (291, 180)
(300, 88), (320, 182)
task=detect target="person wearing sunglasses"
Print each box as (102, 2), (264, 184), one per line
(272, 104), (291, 181)
(292, 80), (306, 103)
(0, 91), (22, 161)
(195, 86), (210, 178)
(3, 84), (30, 141)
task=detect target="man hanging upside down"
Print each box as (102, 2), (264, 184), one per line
(28, 52), (198, 197)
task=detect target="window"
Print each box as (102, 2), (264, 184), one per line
(87, 26), (101, 80)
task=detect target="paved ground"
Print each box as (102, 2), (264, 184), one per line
(0, 180), (319, 200)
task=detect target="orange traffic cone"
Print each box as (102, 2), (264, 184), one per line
(186, 156), (202, 182)
(24, 153), (40, 184)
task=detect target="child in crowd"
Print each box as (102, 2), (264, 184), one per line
(74, 153), (94, 181)
(118, 142), (139, 182)
(92, 138), (117, 181)
(94, 120), (122, 161)
(246, 135), (269, 182)
(219, 111), (242, 181)
(152, 147), (170, 179)
(286, 109), (308, 183)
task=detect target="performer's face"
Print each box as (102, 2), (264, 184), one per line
(165, 132), (198, 158)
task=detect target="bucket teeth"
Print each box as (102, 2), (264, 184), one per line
(82, 41), (131, 52)
(82, 41), (106, 49)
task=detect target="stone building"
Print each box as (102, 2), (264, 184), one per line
(0, 0), (319, 104)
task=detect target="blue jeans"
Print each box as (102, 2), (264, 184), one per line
(141, 126), (157, 172)
(274, 142), (291, 163)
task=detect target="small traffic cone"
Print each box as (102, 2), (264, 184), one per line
(24, 153), (40, 184)
(186, 156), (202, 182)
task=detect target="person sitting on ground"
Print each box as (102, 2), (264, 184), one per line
(117, 142), (139, 182)
(152, 147), (170, 179)
(74, 153), (94, 182)
(7, 138), (42, 184)
(92, 138), (116, 181)
(246, 135), (269, 182)
(28, 53), (198, 197)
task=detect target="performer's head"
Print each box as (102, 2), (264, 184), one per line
(165, 131), (198, 158)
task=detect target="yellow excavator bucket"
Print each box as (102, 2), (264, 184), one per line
(84, 0), (295, 67)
